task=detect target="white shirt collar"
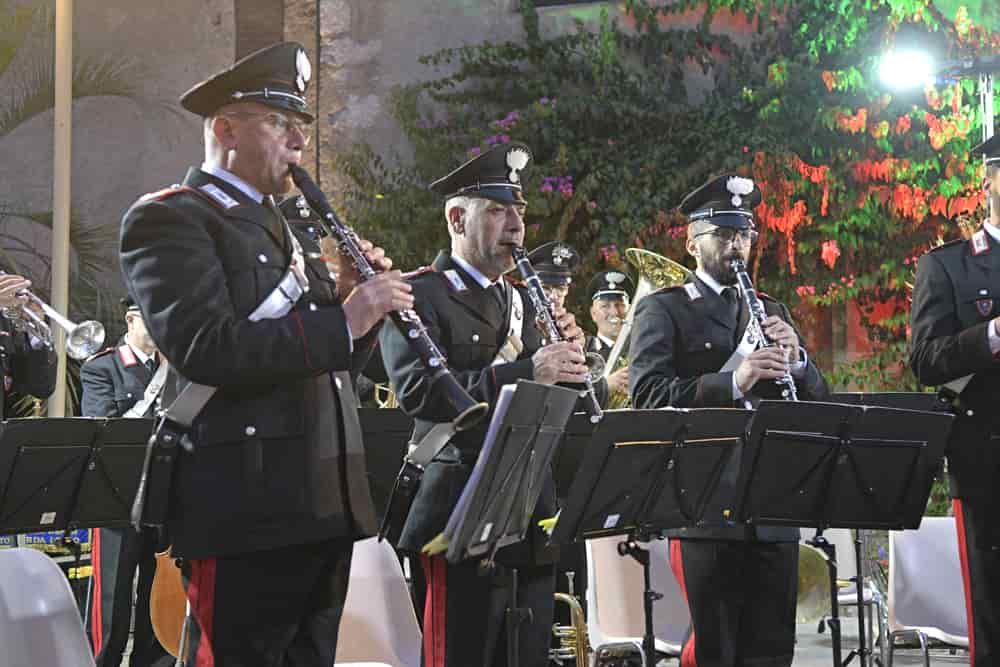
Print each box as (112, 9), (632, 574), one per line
(451, 252), (497, 290)
(597, 334), (616, 349)
(126, 341), (153, 365)
(983, 221), (1000, 244)
(694, 268), (731, 296)
(200, 163), (265, 204)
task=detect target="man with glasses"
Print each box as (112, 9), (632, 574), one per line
(119, 42), (412, 665)
(630, 174), (829, 667)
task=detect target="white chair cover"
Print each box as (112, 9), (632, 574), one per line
(0, 548), (95, 667)
(585, 536), (690, 655)
(888, 517), (969, 647)
(336, 537), (422, 667)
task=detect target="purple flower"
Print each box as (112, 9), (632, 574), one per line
(539, 97), (550, 105)
(587, 201), (597, 210)
(468, 146), (482, 157)
(540, 183), (554, 193)
(499, 134), (510, 144)
(485, 135), (500, 146)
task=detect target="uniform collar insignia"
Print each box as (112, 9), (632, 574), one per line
(199, 183), (240, 210)
(443, 269), (469, 292)
(117, 344), (138, 368)
(684, 282), (702, 301)
(971, 228), (991, 256)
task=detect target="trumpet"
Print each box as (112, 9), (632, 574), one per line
(0, 281), (106, 360)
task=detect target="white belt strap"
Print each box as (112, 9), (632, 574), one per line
(123, 362), (170, 418)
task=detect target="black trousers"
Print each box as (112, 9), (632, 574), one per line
(954, 498), (1000, 667)
(669, 538), (798, 667)
(91, 527), (168, 667)
(180, 537), (354, 667)
(420, 554), (555, 667)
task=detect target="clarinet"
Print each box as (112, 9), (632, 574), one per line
(511, 246), (604, 423)
(731, 259), (798, 401)
(289, 165), (488, 431)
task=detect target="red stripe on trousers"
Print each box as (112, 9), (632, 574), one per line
(188, 558), (218, 667)
(421, 554), (447, 667)
(90, 528), (103, 654)
(953, 500), (977, 666)
(669, 539), (698, 667)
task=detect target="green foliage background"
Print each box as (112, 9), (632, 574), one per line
(336, 0), (996, 411)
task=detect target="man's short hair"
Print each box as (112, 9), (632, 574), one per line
(445, 195), (487, 223)
(687, 219), (713, 240)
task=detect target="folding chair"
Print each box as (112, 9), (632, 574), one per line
(585, 536), (689, 663)
(0, 547), (95, 667)
(336, 537), (422, 667)
(887, 517), (968, 667)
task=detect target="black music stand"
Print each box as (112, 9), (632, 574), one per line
(551, 407), (752, 667)
(0, 417), (152, 608)
(734, 400), (953, 667)
(440, 380), (579, 667)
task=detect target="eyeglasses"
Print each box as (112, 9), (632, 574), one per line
(223, 111), (312, 145)
(693, 227), (759, 246)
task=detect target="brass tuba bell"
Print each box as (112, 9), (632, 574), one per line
(602, 248), (692, 409)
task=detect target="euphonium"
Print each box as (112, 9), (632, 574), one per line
(550, 571), (590, 667)
(602, 248), (691, 408)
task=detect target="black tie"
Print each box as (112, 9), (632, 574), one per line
(490, 282), (506, 313)
(722, 286), (740, 322)
(144, 358), (156, 374)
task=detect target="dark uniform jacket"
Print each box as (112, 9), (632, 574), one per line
(379, 251), (558, 562)
(910, 227), (1000, 544)
(119, 167), (379, 560)
(80, 344), (157, 418)
(0, 317), (57, 419)
(584, 334), (613, 362)
(629, 275), (830, 541)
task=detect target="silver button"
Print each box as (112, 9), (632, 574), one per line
(966, 410), (975, 417)
(704, 342), (712, 349)
(126, 393), (133, 399)
(981, 289), (989, 296)
(309, 303), (318, 311)
(245, 425), (257, 436)
(258, 254), (268, 263)
(472, 334), (480, 342)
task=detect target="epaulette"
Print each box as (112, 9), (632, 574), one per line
(925, 237), (966, 254)
(402, 265), (436, 281)
(139, 184), (192, 203)
(138, 184), (233, 213)
(83, 347), (115, 363)
(650, 284), (685, 297)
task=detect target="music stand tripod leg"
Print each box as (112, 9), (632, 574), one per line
(810, 531), (843, 667)
(617, 538), (663, 667)
(504, 567), (532, 667)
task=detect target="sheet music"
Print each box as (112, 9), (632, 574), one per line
(442, 383), (516, 541)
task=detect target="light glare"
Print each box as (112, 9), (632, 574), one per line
(879, 49), (935, 90)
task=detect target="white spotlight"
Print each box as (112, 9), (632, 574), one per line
(878, 49), (936, 90)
